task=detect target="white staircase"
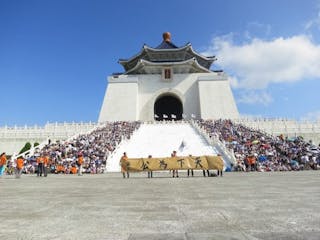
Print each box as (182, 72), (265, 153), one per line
(106, 121), (218, 172)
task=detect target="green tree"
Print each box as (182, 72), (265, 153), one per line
(19, 142), (32, 154)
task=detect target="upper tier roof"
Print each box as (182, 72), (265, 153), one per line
(155, 40), (178, 49)
(118, 33), (216, 74)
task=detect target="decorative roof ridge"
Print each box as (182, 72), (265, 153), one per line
(144, 43), (192, 52)
(118, 46), (145, 64)
(188, 45), (216, 62)
(118, 43), (150, 64)
(124, 58), (211, 74)
(119, 43), (193, 65)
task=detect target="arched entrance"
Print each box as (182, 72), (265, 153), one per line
(154, 94), (183, 121)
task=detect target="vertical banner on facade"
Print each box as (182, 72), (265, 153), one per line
(120, 155), (223, 172)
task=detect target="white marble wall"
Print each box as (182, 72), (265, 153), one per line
(0, 122), (97, 155)
(98, 72), (239, 122)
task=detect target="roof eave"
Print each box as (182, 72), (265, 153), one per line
(124, 58), (211, 74)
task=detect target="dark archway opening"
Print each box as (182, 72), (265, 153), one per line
(154, 95), (183, 121)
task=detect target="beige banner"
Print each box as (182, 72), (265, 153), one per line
(120, 155), (223, 172)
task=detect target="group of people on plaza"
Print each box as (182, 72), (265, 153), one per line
(1, 152), (27, 178)
(1, 119), (320, 178)
(1, 121), (140, 177)
(198, 119), (320, 172)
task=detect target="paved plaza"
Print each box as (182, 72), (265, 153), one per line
(0, 171), (319, 240)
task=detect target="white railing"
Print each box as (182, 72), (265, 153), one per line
(190, 120), (237, 166)
(0, 121), (97, 133)
(10, 138), (50, 162)
(234, 117), (320, 144)
(4, 122), (98, 160)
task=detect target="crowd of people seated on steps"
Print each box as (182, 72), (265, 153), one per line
(197, 119), (320, 172)
(5, 121), (141, 175)
(2, 119), (320, 175)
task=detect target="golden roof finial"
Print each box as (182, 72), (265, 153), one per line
(162, 32), (171, 42)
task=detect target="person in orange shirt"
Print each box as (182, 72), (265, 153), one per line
(120, 152), (129, 178)
(56, 164), (65, 174)
(15, 156), (24, 178)
(43, 154), (49, 177)
(246, 155), (257, 171)
(0, 152), (7, 177)
(77, 153), (84, 176)
(70, 165), (77, 174)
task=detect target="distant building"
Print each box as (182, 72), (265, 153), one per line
(99, 32), (239, 122)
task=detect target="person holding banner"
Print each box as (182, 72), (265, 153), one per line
(203, 169), (210, 177)
(147, 155), (153, 178)
(120, 152), (129, 178)
(171, 150), (179, 178)
(187, 154), (194, 177)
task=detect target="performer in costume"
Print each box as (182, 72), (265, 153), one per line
(120, 152), (129, 178)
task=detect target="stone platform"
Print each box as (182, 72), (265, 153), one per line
(0, 171), (319, 240)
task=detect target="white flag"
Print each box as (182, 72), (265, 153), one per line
(171, 114), (176, 119)
(163, 114), (168, 118)
(179, 140), (186, 151)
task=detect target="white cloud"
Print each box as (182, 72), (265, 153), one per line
(203, 34), (320, 89)
(237, 91), (273, 106)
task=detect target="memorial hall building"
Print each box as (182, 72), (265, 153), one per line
(1, 33), (319, 156)
(98, 32), (239, 122)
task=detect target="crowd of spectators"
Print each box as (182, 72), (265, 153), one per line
(13, 121), (141, 175)
(3, 119), (320, 175)
(197, 119), (320, 172)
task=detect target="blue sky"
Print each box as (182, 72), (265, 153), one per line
(1, 0), (320, 125)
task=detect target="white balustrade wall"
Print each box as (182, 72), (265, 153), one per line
(234, 118), (320, 145)
(0, 122), (97, 155)
(1, 118), (320, 156)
